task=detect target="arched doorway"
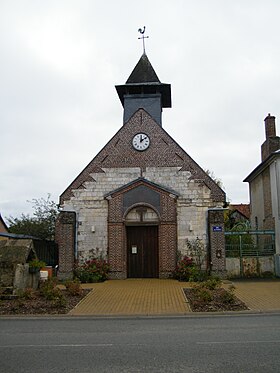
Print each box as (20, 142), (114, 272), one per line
(125, 206), (159, 278)
(106, 178), (178, 279)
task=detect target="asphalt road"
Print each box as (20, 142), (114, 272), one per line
(0, 314), (280, 373)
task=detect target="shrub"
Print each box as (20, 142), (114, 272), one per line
(220, 285), (236, 304)
(74, 258), (110, 283)
(39, 278), (62, 301)
(65, 279), (83, 296)
(16, 288), (36, 300)
(173, 256), (196, 281)
(173, 255), (209, 282)
(193, 287), (213, 302)
(28, 259), (46, 269)
(189, 267), (209, 282)
(202, 277), (222, 290)
(52, 295), (67, 308)
(190, 277), (221, 302)
(185, 237), (206, 270)
(191, 277), (221, 291)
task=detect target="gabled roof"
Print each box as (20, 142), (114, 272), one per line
(60, 109), (225, 204)
(105, 177), (179, 199)
(126, 53), (161, 84)
(229, 204), (250, 219)
(244, 150), (280, 182)
(0, 239), (37, 264)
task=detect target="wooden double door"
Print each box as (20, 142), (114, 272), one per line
(127, 226), (159, 278)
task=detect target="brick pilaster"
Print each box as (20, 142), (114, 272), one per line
(208, 208), (226, 277)
(55, 211), (76, 280)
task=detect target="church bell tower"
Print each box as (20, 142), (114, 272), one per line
(115, 53), (171, 126)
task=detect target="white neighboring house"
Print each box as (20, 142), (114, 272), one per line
(244, 114), (280, 274)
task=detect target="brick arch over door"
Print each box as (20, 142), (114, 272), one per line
(106, 178), (178, 279)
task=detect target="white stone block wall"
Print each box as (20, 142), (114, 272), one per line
(62, 166), (221, 262)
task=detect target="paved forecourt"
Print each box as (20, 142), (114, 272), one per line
(231, 280), (280, 312)
(69, 278), (280, 316)
(69, 279), (191, 316)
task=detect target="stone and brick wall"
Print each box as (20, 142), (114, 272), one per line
(58, 110), (225, 278)
(208, 208), (226, 276)
(105, 178), (178, 278)
(60, 110), (225, 204)
(61, 165), (222, 273)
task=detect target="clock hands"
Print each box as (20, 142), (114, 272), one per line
(140, 135), (147, 143)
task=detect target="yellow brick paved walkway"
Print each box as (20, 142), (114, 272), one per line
(231, 280), (280, 312)
(69, 279), (191, 316)
(69, 279), (280, 316)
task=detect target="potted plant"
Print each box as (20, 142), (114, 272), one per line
(28, 259), (46, 273)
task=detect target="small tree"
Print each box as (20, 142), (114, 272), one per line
(7, 194), (58, 240)
(185, 237), (206, 270)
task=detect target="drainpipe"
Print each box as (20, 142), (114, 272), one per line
(74, 212), (78, 261)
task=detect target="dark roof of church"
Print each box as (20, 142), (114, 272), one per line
(115, 53), (171, 108)
(126, 53), (161, 84)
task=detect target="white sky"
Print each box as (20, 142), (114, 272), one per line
(1, 0), (280, 220)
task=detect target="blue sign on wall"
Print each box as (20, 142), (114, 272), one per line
(213, 226), (223, 232)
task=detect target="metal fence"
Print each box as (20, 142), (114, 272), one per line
(225, 230), (275, 258)
(33, 239), (58, 267)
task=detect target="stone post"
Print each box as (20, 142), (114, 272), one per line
(208, 208), (226, 277)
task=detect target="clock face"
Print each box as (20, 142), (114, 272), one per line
(132, 133), (150, 151)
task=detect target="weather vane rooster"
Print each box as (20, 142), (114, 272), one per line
(138, 26), (149, 54)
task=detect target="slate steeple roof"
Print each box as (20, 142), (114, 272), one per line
(126, 53), (161, 84)
(115, 53), (171, 108)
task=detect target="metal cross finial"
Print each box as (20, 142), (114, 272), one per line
(138, 26), (149, 54)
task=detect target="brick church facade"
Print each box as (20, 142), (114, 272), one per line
(56, 53), (226, 280)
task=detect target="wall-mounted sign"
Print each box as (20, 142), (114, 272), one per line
(213, 226), (223, 232)
(132, 246), (137, 254)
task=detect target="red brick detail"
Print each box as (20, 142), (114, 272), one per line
(261, 116), (280, 161)
(208, 209), (226, 276)
(108, 223), (126, 278)
(161, 193), (177, 222)
(265, 114), (276, 139)
(55, 211), (76, 280)
(108, 195), (123, 223)
(60, 109), (225, 204)
(158, 223), (177, 277)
